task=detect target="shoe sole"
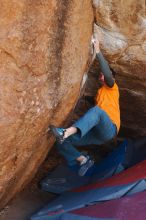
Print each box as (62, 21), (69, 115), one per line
(78, 160), (94, 176)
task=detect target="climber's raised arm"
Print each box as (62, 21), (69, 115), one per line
(93, 40), (115, 88)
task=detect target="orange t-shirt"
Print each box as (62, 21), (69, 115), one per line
(95, 82), (120, 132)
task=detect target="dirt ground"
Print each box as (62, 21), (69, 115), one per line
(0, 148), (63, 220)
(0, 185), (56, 220)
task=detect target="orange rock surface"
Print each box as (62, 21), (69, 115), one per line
(0, 0), (93, 208)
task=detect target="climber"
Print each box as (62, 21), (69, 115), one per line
(49, 39), (120, 176)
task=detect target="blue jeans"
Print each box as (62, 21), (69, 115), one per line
(55, 106), (117, 165)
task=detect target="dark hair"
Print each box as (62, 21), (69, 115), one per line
(110, 67), (116, 78)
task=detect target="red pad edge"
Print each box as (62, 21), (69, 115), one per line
(73, 160), (146, 192)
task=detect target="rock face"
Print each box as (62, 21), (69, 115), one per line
(0, 0), (93, 208)
(93, 0), (146, 136)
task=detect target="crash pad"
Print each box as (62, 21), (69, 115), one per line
(40, 137), (146, 194)
(31, 160), (146, 220)
(40, 140), (127, 193)
(64, 191), (146, 220)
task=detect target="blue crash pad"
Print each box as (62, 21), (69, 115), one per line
(40, 137), (146, 194)
(40, 140), (127, 193)
(61, 191), (146, 220)
(31, 160), (146, 220)
(32, 137), (146, 220)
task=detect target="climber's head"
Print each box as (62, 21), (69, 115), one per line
(98, 73), (105, 86)
(98, 68), (116, 86)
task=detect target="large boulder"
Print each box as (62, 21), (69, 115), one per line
(0, 0), (93, 208)
(93, 0), (146, 136)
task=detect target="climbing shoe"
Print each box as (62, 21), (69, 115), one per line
(49, 125), (66, 144)
(78, 156), (94, 176)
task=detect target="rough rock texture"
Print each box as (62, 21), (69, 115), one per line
(93, 0), (146, 136)
(0, 0), (93, 208)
